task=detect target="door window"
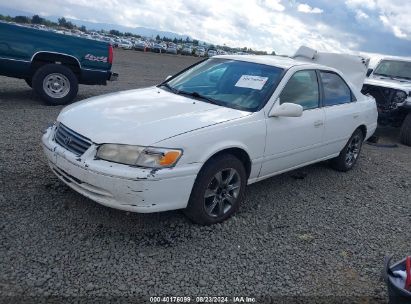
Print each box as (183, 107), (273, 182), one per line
(320, 72), (353, 106)
(280, 70), (319, 110)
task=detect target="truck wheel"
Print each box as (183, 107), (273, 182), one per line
(400, 113), (411, 146)
(25, 78), (32, 88)
(32, 64), (78, 105)
(331, 129), (364, 172)
(184, 154), (246, 225)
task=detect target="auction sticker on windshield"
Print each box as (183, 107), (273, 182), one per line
(235, 75), (268, 90)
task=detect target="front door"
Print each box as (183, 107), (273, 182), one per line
(260, 70), (325, 178)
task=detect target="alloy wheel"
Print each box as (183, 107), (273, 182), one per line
(204, 168), (241, 218)
(345, 134), (361, 167)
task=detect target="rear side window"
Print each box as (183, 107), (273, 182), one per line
(320, 72), (353, 106)
(280, 70), (319, 110)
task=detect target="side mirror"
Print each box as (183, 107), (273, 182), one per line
(366, 68), (373, 77)
(165, 75), (172, 81)
(269, 102), (303, 117)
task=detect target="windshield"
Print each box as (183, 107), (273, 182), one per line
(163, 58), (284, 111)
(373, 60), (411, 80)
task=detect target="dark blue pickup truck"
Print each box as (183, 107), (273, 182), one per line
(0, 22), (118, 105)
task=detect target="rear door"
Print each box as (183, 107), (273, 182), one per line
(320, 71), (360, 156)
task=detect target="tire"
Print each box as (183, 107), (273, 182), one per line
(184, 154), (247, 225)
(400, 112), (411, 146)
(32, 64), (78, 106)
(331, 129), (364, 172)
(25, 78), (32, 88)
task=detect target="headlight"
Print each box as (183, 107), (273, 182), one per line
(136, 147), (182, 168)
(96, 144), (182, 168)
(96, 144), (145, 165)
(394, 90), (407, 103)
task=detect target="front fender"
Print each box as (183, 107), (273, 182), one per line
(157, 112), (267, 181)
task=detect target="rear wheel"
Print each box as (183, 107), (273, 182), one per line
(400, 112), (411, 146)
(32, 64), (78, 106)
(331, 129), (364, 172)
(184, 154), (246, 225)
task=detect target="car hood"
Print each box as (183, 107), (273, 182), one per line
(58, 87), (251, 146)
(364, 76), (411, 91)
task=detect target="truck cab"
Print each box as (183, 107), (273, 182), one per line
(0, 21), (118, 105)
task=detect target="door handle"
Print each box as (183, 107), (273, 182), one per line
(353, 113), (360, 119)
(314, 120), (323, 127)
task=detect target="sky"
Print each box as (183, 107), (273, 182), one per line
(1, 0), (410, 60)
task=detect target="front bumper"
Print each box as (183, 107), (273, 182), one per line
(41, 126), (199, 213)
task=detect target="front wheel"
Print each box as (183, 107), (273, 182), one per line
(400, 112), (411, 146)
(32, 64), (78, 106)
(331, 129), (364, 172)
(184, 154), (247, 225)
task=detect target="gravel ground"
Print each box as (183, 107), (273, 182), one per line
(1, 49), (410, 303)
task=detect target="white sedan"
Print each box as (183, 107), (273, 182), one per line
(42, 55), (377, 225)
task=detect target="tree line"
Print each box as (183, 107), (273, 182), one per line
(0, 14), (79, 30)
(0, 14), (274, 55)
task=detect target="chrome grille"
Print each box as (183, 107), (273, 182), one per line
(54, 123), (91, 156)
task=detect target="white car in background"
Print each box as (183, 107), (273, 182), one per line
(119, 39), (133, 50)
(166, 44), (178, 54)
(195, 47), (206, 57)
(42, 49), (377, 225)
(181, 45), (193, 55)
(207, 50), (217, 57)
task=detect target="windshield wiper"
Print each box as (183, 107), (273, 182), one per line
(395, 76), (411, 80)
(159, 84), (220, 105)
(373, 73), (393, 78)
(177, 91), (220, 105)
(159, 83), (180, 94)
(374, 73), (411, 81)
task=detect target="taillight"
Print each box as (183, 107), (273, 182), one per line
(108, 44), (113, 64)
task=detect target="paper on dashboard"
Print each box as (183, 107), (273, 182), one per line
(235, 75), (268, 90)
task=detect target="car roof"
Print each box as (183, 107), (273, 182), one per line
(378, 57), (411, 63)
(212, 54), (321, 69)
